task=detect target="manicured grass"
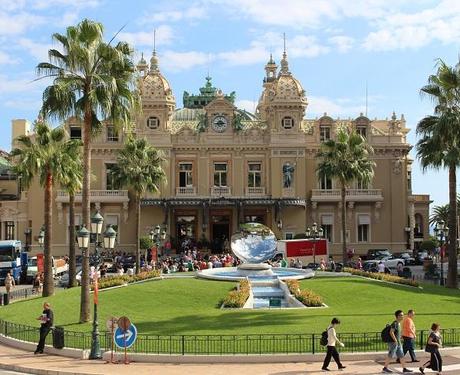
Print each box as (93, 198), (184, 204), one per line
(2, 277), (459, 335)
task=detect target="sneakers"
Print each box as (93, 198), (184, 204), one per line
(382, 368), (393, 373)
(321, 368), (330, 372)
(338, 366), (347, 371)
(403, 369), (413, 373)
(419, 368), (425, 374)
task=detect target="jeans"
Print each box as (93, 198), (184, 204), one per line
(322, 346), (343, 369)
(36, 325), (51, 353)
(402, 336), (417, 361)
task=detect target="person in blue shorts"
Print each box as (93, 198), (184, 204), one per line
(382, 310), (413, 373)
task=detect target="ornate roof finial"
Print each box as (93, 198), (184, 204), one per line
(149, 28), (159, 73)
(280, 32), (290, 75)
(153, 28), (156, 54)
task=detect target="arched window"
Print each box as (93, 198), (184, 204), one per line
(318, 114), (333, 142)
(354, 114), (370, 139)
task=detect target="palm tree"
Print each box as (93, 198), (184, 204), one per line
(111, 137), (166, 274)
(37, 19), (138, 321)
(429, 204), (449, 227)
(10, 121), (81, 296)
(59, 142), (83, 288)
(317, 128), (375, 263)
(418, 59), (460, 288)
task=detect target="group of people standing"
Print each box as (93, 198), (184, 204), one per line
(322, 310), (443, 374)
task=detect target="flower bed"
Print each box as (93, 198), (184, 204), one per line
(91, 270), (162, 290)
(343, 268), (419, 287)
(221, 280), (250, 308)
(285, 279), (323, 307)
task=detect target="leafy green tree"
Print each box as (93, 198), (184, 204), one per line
(417, 59), (460, 288)
(10, 121), (81, 296)
(317, 128), (375, 263)
(112, 137), (166, 274)
(37, 19), (138, 321)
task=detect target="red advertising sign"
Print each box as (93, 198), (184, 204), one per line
(37, 253), (44, 273)
(284, 239), (328, 257)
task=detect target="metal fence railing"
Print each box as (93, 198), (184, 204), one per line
(0, 319), (458, 355)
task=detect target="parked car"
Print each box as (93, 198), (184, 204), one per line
(366, 249), (392, 260)
(363, 260), (391, 274)
(392, 252), (416, 266)
(383, 255), (406, 269)
(415, 251), (432, 265)
(121, 255), (136, 271)
(58, 266), (82, 287)
(305, 262), (321, 270)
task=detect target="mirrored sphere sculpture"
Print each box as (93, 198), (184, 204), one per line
(231, 222), (277, 264)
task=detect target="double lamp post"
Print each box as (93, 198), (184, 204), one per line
(149, 224), (166, 259)
(434, 220), (448, 286)
(77, 211), (117, 360)
(305, 222), (324, 266)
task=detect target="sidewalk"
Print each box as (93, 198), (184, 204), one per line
(1, 344), (460, 375)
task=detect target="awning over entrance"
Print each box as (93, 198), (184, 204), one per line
(141, 197), (306, 207)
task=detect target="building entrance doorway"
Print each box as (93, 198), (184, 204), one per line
(211, 213), (231, 254)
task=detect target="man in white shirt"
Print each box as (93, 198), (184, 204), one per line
(378, 261), (385, 273)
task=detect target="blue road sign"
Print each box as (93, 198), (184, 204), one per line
(114, 323), (137, 349)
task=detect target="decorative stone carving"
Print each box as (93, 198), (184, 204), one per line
(393, 159), (402, 174)
(375, 202), (382, 221)
(123, 202), (129, 223)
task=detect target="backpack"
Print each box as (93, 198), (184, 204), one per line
(320, 329), (329, 346)
(381, 324), (392, 343)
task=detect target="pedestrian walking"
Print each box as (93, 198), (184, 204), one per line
(329, 256), (336, 272)
(321, 318), (346, 372)
(419, 323), (442, 375)
(402, 309), (418, 362)
(4, 271), (15, 299)
(32, 274), (41, 294)
(34, 302), (54, 354)
(382, 310), (413, 373)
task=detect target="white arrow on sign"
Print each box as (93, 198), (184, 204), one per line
(116, 329), (133, 342)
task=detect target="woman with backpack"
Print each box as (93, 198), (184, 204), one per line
(419, 323), (442, 374)
(321, 318), (346, 372)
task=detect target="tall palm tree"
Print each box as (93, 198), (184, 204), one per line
(59, 142), (83, 288)
(112, 137), (166, 274)
(429, 204), (449, 227)
(418, 59), (460, 288)
(37, 19), (138, 321)
(10, 121), (81, 296)
(317, 128), (375, 263)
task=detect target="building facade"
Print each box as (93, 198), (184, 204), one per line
(0, 48), (430, 256)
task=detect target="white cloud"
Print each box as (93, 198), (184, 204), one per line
(307, 96), (367, 118)
(161, 50), (210, 72)
(17, 38), (53, 62)
(0, 11), (45, 36)
(235, 99), (258, 113)
(0, 74), (47, 95)
(141, 6), (207, 24)
(363, 0), (460, 51)
(328, 35), (354, 53)
(4, 98), (42, 109)
(119, 25), (174, 48)
(31, 0), (100, 9)
(0, 51), (19, 65)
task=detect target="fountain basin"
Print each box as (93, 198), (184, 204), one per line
(196, 267), (315, 281)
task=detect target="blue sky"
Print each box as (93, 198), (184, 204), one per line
(1, 0), (459, 209)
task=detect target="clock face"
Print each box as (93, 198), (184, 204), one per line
(211, 115), (228, 132)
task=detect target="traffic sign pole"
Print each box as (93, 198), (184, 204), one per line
(124, 329), (129, 364)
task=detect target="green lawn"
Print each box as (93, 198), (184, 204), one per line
(2, 277), (459, 336)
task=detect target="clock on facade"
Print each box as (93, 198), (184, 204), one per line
(211, 115), (228, 132)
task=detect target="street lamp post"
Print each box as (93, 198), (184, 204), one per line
(305, 222), (324, 266)
(24, 228), (31, 252)
(88, 211), (104, 360)
(150, 225), (167, 259)
(434, 220), (449, 287)
(38, 227), (45, 249)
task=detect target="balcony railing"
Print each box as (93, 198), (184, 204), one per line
(211, 186), (231, 197)
(245, 187), (266, 197)
(56, 190), (129, 203)
(311, 189), (383, 202)
(176, 186), (197, 196)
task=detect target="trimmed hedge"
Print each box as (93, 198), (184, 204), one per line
(343, 268), (419, 287)
(92, 270), (162, 290)
(285, 279), (323, 307)
(222, 280), (250, 308)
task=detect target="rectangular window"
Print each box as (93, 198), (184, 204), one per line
(106, 125), (119, 142)
(357, 215), (370, 242)
(320, 126), (331, 142)
(4, 221), (15, 240)
(213, 163), (227, 187)
(320, 175), (332, 190)
(70, 126), (81, 140)
(105, 164), (120, 190)
(179, 163), (193, 187)
(248, 162), (262, 188)
(356, 126), (367, 138)
(407, 171), (412, 191)
(321, 225), (333, 242)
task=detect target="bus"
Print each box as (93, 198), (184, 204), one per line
(0, 240), (25, 285)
